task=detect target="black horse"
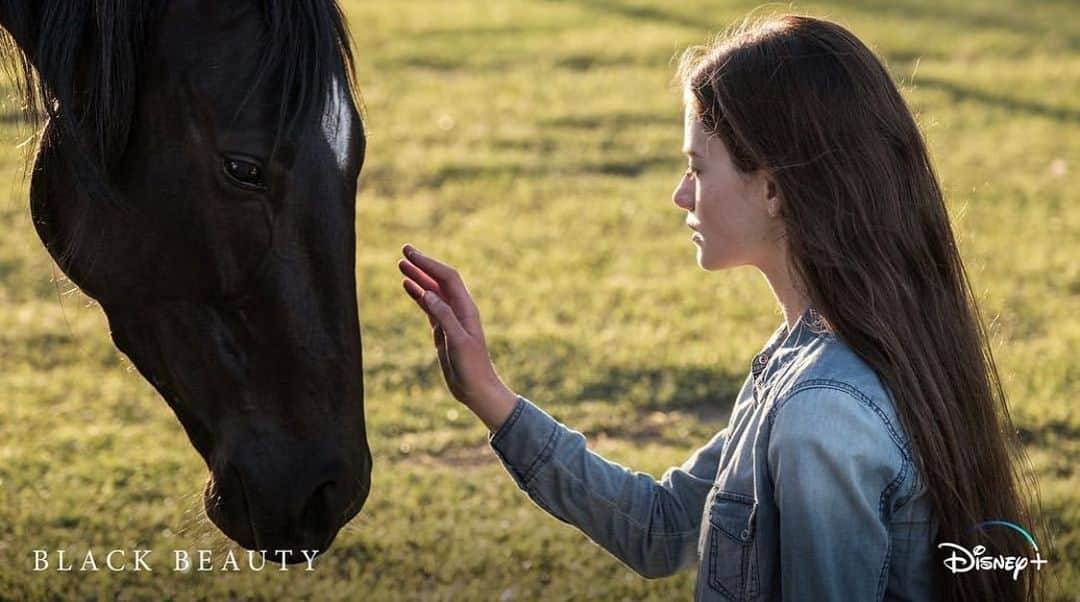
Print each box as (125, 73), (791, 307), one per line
(0, 0), (371, 560)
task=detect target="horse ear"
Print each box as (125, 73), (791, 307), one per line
(0, 1), (39, 56)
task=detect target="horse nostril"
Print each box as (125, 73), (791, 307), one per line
(209, 448), (361, 556)
(300, 480), (336, 544)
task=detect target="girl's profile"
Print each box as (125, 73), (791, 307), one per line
(399, 13), (1046, 602)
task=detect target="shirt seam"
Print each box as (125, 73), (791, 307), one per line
(520, 421), (561, 485)
(767, 379), (906, 602)
(875, 457), (907, 600)
(766, 378), (912, 462)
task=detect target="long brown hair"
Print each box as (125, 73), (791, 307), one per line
(678, 15), (1049, 601)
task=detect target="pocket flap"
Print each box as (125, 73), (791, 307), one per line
(708, 493), (757, 543)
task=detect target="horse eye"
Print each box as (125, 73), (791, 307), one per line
(224, 158), (267, 189)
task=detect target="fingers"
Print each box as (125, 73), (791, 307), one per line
(402, 243), (455, 279)
(398, 258), (442, 296)
(422, 289), (468, 343)
(401, 244), (481, 323)
(399, 255), (473, 329)
(402, 276), (425, 302)
(402, 278), (436, 328)
(403, 276), (462, 341)
(433, 324), (450, 372)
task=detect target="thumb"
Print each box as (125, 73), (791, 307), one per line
(424, 291), (468, 343)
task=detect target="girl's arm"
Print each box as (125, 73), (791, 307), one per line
(489, 394), (728, 578)
(398, 245), (727, 577)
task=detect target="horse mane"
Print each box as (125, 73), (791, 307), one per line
(0, 0), (359, 206)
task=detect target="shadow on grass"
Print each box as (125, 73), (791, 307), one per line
(0, 257), (15, 282)
(827, 0), (1078, 51)
(586, 156), (675, 177)
(418, 154), (676, 187)
(1017, 419), (1080, 448)
(915, 75), (1080, 122)
(539, 110), (673, 130)
(508, 349), (744, 420)
(578, 363), (743, 416)
(555, 0), (706, 31)
(879, 49), (948, 65)
(0, 111), (27, 124)
(554, 0), (1078, 124)
(554, 52), (666, 70)
(506, 359), (742, 449)
(396, 358), (744, 463)
(413, 24), (573, 40)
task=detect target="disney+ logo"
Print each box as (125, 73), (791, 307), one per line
(938, 520), (1048, 581)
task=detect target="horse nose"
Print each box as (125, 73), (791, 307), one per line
(205, 443), (367, 557)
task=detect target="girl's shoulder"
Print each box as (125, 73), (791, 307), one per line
(763, 333), (914, 462)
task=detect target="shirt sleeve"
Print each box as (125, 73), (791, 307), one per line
(489, 395), (730, 579)
(767, 385), (907, 601)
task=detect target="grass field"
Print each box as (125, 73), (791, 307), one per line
(1, 0), (1077, 599)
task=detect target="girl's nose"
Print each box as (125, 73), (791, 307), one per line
(672, 178), (694, 211)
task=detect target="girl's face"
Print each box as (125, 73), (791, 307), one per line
(672, 108), (781, 271)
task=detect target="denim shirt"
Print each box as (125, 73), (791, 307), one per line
(488, 307), (940, 601)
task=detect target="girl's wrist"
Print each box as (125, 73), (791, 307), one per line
(470, 383), (518, 432)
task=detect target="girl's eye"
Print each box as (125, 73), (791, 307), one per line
(224, 158), (267, 190)
(685, 168), (697, 178)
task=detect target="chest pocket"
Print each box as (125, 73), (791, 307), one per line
(706, 493), (759, 601)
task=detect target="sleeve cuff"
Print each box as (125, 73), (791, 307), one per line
(488, 395), (562, 488)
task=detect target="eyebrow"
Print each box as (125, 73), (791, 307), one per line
(683, 150), (700, 158)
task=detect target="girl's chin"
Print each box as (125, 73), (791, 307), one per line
(696, 248), (731, 272)
(695, 249), (717, 271)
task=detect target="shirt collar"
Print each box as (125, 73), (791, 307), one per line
(750, 306), (832, 392)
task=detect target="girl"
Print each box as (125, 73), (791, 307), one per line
(399, 14), (1045, 602)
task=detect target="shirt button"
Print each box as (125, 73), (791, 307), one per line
(741, 529), (751, 540)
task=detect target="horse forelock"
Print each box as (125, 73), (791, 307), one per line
(0, 0), (360, 207)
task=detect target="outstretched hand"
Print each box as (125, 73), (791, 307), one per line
(398, 244), (518, 432)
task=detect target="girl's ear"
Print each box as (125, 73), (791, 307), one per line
(765, 179), (781, 218)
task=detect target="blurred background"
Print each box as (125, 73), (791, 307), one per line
(0, 0), (1075, 599)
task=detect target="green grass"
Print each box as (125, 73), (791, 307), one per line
(1, 0), (1077, 599)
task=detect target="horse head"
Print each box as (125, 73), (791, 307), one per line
(0, 0), (371, 560)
